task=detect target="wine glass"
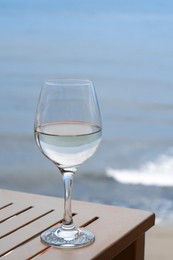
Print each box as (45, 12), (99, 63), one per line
(34, 78), (102, 248)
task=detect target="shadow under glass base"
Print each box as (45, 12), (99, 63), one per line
(40, 225), (95, 248)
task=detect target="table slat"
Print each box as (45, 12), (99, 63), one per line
(0, 210), (61, 256)
(0, 206), (54, 238)
(1, 209), (100, 259)
(0, 203), (32, 223)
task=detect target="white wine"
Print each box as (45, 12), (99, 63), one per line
(35, 122), (102, 169)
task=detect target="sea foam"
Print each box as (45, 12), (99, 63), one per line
(106, 154), (173, 186)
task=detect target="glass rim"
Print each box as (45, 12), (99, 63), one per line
(44, 78), (93, 86)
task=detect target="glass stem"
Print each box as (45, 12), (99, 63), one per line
(62, 171), (75, 229)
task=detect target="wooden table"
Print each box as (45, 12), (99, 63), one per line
(0, 189), (155, 260)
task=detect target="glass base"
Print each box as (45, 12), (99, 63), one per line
(40, 225), (95, 248)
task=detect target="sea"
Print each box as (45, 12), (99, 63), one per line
(1, 0), (173, 223)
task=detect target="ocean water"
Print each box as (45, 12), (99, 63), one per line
(0, 0), (173, 222)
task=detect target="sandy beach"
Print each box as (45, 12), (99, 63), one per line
(146, 220), (173, 260)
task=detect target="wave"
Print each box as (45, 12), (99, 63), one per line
(106, 153), (173, 186)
